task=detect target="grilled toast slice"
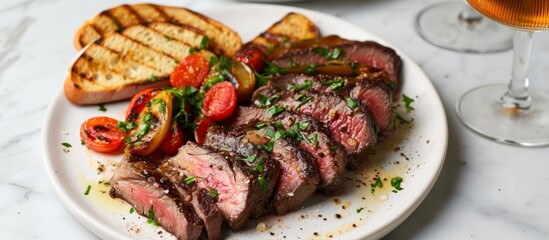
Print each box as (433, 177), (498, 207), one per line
(73, 3), (242, 57)
(249, 12), (320, 48)
(65, 22), (215, 105)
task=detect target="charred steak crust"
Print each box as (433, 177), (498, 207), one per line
(264, 73), (394, 140)
(270, 38), (402, 98)
(109, 155), (204, 240)
(205, 122), (319, 213)
(252, 87), (377, 169)
(168, 142), (277, 230)
(225, 107), (347, 193)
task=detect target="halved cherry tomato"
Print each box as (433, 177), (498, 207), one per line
(194, 117), (214, 144)
(170, 54), (209, 88)
(202, 81), (237, 121)
(233, 46), (265, 72)
(80, 116), (126, 153)
(126, 88), (161, 121)
(158, 123), (185, 156)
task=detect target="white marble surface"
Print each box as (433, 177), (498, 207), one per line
(1, 0), (548, 239)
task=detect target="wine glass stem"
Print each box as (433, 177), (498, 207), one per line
(502, 30), (534, 110)
(458, 5), (483, 24)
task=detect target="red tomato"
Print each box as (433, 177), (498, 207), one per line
(202, 81), (237, 121)
(80, 116), (126, 153)
(125, 88), (160, 122)
(170, 54), (209, 88)
(233, 46), (265, 72)
(194, 117), (214, 144)
(158, 123), (185, 156)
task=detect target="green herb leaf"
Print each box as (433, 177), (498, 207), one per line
(313, 47), (345, 60)
(117, 121), (128, 133)
(210, 188), (218, 198)
(258, 175), (267, 193)
(84, 185), (91, 195)
(125, 136), (131, 144)
(298, 121), (310, 130)
(256, 94), (280, 107)
(130, 207), (135, 214)
(308, 133), (318, 148)
(256, 122), (269, 129)
(264, 45), (274, 55)
(264, 62), (288, 75)
(62, 142), (72, 148)
(289, 80), (312, 92)
(151, 98), (167, 114)
(255, 72), (269, 87)
(388, 81), (395, 90)
(147, 207), (158, 226)
(320, 78), (346, 91)
(189, 48), (198, 54)
(394, 112), (413, 125)
(199, 36), (210, 50)
(305, 64), (316, 75)
(296, 95), (313, 109)
(265, 128), (275, 138)
(98, 104), (107, 112)
(331, 145), (338, 151)
(281, 35), (289, 42)
(245, 154), (257, 163)
(391, 176), (404, 191)
(150, 74), (158, 82)
(345, 97), (359, 110)
(81, 140), (85, 145)
(271, 121), (284, 129)
(289, 60), (297, 68)
(266, 105), (285, 118)
(184, 176), (197, 185)
(357, 207), (365, 213)
(402, 94), (415, 111)
(375, 178), (383, 188)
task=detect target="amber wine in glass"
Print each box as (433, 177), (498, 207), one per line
(456, 0), (549, 146)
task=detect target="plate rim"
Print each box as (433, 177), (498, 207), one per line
(42, 3), (448, 240)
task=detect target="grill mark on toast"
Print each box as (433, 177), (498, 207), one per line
(99, 31), (176, 74)
(107, 5), (140, 29)
(124, 4), (145, 23)
(121, 25), (193, 60)
(150, 4), (171, 23)
(94, 11), (117, 34)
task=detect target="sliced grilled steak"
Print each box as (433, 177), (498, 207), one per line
(270, 37), (402, 97)
(225, 107), (347, 193)
(252, 88), (377, 169)
(205, 123), (319, 213)
(158, 162), (223, 240)
(109, 155), (203, 240)
(167, 142), (276, 230)
(264, 73), (394, 139)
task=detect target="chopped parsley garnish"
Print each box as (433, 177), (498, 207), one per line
(391, 176), (404, 191)
(98, 180), (110, 186)
(265, 128), (275, 138)
(244, 153), (257, 163)
(298, 121), (310, 130)
(320, 78), (346, 91)
(175, 59), (180, 64)
(260, 130), (284, 153)
(394, 112), (413, 125)
(125, 136), (131, 143)
(256, 94), (280, 107)
(388, 81), (395, 90)
(255, 72), (269, 87)
(98, 104), (107, 112)
(331, 145), (338, 151)
(256, 122), (269, 129)
(281, 35), (289, 42)
(271, 121), (284, 129)
(136, 112), (153, 139)
(147, 207), (158, 226)
(184, 176), (197, 185)
(210, 188), (218, 198)
(356, 207), (365, 213)
(264, 45), (275, 55)
(305, 64), (316, 75)
(258, 175), (267, 193)
(118, 121), (137, 133)
(209, 56), (219, 66)
(189, 48), (198, 54)
(250, 156), (265, 173)
(289, 60), (297, 68)
(295, 95), (313, 109)
(289, 80), (312, 92)
(84, 185), (91, 195)
(313, 47), (345, 60)
(308, 133), (319, 148)
(263, 62), (288, 75)
(371, 177), (383, 193)
(199, 36), (210, 50)
(80, 140), (85, 145)
(266, 105), (285, 118)
(61, 142), (72, 148)
(345, 97), (359, 110)
(151, 98), (166, 114)
(130, 207), (135, 214)
(402, 94), (415, 111)
(150, 74), (158, 82)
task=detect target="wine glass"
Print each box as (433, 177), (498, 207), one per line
(415, 1), (512, 53)
(456, 0), (549, 146)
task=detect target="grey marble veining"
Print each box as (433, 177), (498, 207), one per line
(1, 0), (548, 239)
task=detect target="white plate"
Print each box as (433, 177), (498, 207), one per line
(42, 4), (448, 240)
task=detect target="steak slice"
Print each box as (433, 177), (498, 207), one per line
(158, 162), (223, 240)
(225, 107), (347, 193)
(109, 155), (203, 240)
(252, 88), (377, 169)
(270, 38), (402, 97)
(167, 142), (277, 229)
(205, 123), (319, 213)
(264, 73), (394, 139)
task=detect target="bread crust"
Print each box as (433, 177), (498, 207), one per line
(64, 76), (169, 105)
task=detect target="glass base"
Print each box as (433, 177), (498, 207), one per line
(416, 2), (513, 53)
(456, 84), (549, 146)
